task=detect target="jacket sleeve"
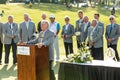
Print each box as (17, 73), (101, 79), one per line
(3, 24), (11, 38)
(68, 25), (74, 37)
(43, 32), (54, 46)
(112, 25), (120, 41)
(14, 23), (19, 37)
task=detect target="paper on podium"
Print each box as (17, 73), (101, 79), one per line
(17, 46), (30, 55)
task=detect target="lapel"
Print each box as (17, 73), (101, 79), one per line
(42, 29), (49, 42)
(64, 24), (70, 34)
(28, 22), (30, 31)
(92, 26), (97, 37)
(24, 22), (28, 31)
(7, 22), (11, 30)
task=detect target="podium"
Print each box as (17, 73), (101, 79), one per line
(17, 45), (50, 80)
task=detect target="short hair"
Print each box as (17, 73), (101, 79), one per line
(94, 13), (100, 17)
(24, 13), (29, 17)
(64, 15), (70, 20)
(92, 19), (97, 24)
(78, 10), (83, 14)
(83, 16), (89, 19)
(109, 15), (115, 20)
(41, 13), (47, 17)
(8, 15), (14, 19)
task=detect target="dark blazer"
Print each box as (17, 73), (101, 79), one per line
(0, 22), (3, 43)
(61, 24), (74, 43)
(37, 21), (42, 33)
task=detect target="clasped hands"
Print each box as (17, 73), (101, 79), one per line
(62, 35), (69, 38)
(10, 35), (15, 39)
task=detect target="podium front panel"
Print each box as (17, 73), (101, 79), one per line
(17, 45), (49, 80)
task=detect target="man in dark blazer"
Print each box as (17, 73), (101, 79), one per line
(88, 19), (104, 60)
(105, 15), (120, 61)
(3, 15), (19, 65)
(19, 13), (36, 42)
(80, 16), (91, 43)
(75, 10), (84, 48)
(25, 20), (55, 80)
(61, 16), (74, 57)
(37, 13), (47, 33)
(0, 22), (3, 65)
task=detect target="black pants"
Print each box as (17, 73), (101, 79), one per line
(77, 40), (81, 49)
(64, 42), (74, 57)
(91, 47), (104, 60)
(0, 39), (3, 63)
(4, 39), (17, 64)
(108, 45), (119, 61)
(49, 60), (56, 80)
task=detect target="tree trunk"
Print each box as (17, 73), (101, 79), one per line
(88, 0), (92, 7)
(93, 0), (98, 7)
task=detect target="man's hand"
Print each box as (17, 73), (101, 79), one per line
(65, 35), (69, 38)
(11, 36), (15, 39)
(89, 41), (94, 46)
(17, 41), (27, 45)
(37, 43), (43, 48)
(108, 38), (112, 43)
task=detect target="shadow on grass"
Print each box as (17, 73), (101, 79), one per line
(0, 65), (17, 79)
(18, 3), (88, 13)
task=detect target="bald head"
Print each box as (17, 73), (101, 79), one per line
(41, 13), (47, 20)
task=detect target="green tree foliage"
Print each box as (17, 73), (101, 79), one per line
(40, 0), (50, 3)
(0, 0), (6, 4)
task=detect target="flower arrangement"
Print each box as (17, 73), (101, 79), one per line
(66, 42), (93, 63)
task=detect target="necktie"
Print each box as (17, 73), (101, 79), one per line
(109, 24), (113, 34)
(41, 32), (44, 43)
(10, 24), (13, 36)
(90, 28), (93, 41)
(84, 23), (87, 32)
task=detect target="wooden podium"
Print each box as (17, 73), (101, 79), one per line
(17, 45), (50, 80)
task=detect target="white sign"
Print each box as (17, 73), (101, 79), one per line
(17, 46), (30, 55)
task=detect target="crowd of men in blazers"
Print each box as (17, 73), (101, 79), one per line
(0, 10), (120, 80)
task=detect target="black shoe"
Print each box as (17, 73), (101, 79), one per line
(13, 62), (17, 65)
(0, 63), (2, 65)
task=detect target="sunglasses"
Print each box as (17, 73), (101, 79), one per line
(109, 18), (114, 20)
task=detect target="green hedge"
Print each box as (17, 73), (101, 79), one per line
(40, 0), (50, 3)
(0, 0), (6, 4)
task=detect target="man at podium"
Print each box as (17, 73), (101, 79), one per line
(24, 20), (55, 80)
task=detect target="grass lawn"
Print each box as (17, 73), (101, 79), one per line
(0, 3), (120, 58)
(0, 3), (120, 80)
